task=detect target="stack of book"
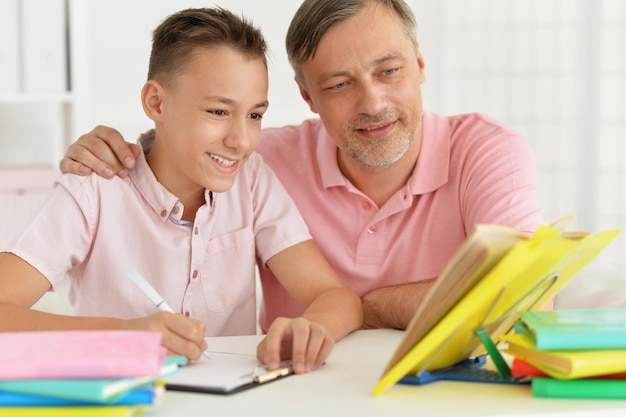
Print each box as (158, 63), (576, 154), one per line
(502, 308), (626, 399)
(0, 330), (184, 416)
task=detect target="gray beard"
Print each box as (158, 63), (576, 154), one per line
(343, 134), (412, 169)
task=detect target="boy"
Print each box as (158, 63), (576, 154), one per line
(0, 8), (362, 375)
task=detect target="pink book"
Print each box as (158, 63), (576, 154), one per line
(0, 330), (166, 380)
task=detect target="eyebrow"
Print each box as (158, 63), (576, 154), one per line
(203, 95), (269, 110)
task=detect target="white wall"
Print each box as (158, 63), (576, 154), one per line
(77, 0), (311, 139)
(72, 0), (626, 305)
(2, 1), (625, 313)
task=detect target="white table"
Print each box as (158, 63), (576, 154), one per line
(144, 329), (626, 417)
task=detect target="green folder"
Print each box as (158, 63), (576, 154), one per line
(532, 377), (626, 399)
(0, 377), (156, 403)
(516, 308), (626, 351)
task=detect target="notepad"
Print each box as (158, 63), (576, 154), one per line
(0, 330), (165, 380)
(164, 352), (293, 395)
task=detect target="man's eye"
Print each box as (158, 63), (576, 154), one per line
(328, 82), (346, 90)
(383, 68), (398, 76)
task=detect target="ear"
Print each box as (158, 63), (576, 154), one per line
(416, 43), (426, 84)
(141, 80), (165, 121)
(296, 78), (319, 114)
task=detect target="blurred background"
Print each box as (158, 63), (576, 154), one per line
(1, 0), (625, 300)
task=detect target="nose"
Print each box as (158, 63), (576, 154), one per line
(355, 80), (388, 116)
(224, 117), (252, 151)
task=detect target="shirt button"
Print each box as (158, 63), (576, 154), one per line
(362, 202), (372, 210)
(160, 209), (167, 217)
(172, 206), (179, 215)
(367, 225), (377, 234)
(192, 270), (199, 279)
(185, 312), (190, 317)
(194, 226), (199, 235)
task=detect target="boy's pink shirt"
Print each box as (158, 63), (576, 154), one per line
(9, 151), (311, 336)
(257, 111), (543, 331)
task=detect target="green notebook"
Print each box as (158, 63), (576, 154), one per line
(515, 308), (626, 351)
(0, 356), (185, 403)
(533, 377), (626, 399)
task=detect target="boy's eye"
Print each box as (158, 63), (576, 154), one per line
(209, 110), (227, 116)
(249, 113), (263, 120)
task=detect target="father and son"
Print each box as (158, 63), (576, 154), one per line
(0, 0), (543, 376)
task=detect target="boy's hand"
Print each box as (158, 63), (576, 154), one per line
(256, 317), (334, 374)
(60, 125), (140, 179)
(125, 312), (207, 361)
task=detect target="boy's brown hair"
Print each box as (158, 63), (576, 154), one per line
(148, 7), (267, 87)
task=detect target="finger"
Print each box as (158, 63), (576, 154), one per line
(289, 321), (311, 374)
(63, 126), (134, 178)
(64, 136), (123, 179)
(312, 336), (334, 371)
(58, 157), (93, 176)
(303, 325), (326, 372)
(93, 125), (138, 169)
(159, 314), (207, 361)
(262, 319), (290, 370)
(256, 339), (267, 364)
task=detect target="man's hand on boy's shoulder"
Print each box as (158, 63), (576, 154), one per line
(60, 125), (141, 179)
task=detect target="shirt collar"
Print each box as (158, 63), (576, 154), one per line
(317, 127), (349, 189)
(128, 150), (179, 222)
(316, 111), (450, 195)
(406, 111), (450, 195)
(129, 130), (215, 222)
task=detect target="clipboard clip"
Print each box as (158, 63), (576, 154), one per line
(253, 365), (293, 384)
(241, 362), (294, 384)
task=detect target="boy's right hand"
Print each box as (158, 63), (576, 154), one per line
(60, 125), (140, 179)
(125, 312), (207, 361)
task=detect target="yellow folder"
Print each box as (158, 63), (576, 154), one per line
(0, 406), (147, 417)
(372, 224), (620, 396)
(502, 333), (626, 380)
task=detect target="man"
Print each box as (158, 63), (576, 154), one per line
(60, 0), (542, 331)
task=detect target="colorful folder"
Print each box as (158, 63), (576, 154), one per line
(372, 224), (620, 395)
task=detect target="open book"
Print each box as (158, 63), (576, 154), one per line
(372, 219), (620, 395)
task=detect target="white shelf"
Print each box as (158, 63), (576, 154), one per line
(0, 93), (73, 104)
(0, 0), (85, 171)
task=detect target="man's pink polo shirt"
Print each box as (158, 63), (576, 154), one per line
(8, 150), (310, 336)
(257, 111), (542, 332)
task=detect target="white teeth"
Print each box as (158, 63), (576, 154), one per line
(209, 153), (236, 167)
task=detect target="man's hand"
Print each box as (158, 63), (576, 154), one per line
(256, 317), (334, 374)
(60, 125), (141, 179)
(124, 312), (208, 361)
